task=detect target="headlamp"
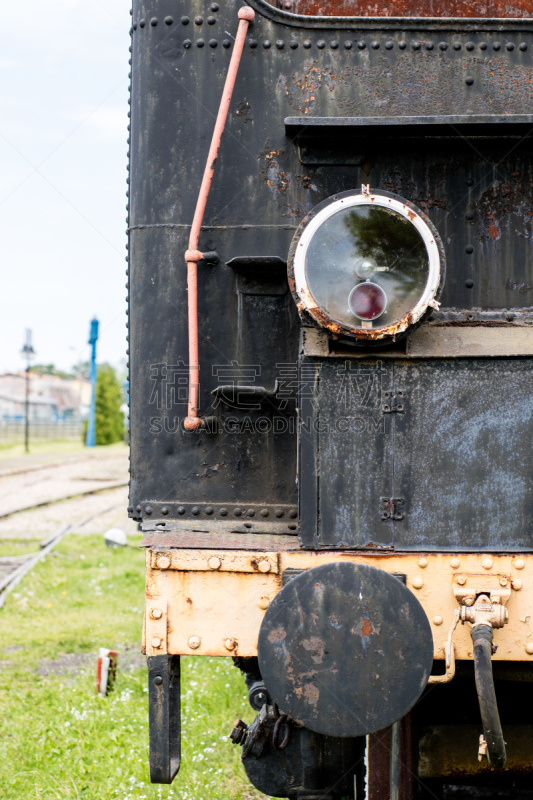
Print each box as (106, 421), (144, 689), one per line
(288, 188), (445, 342)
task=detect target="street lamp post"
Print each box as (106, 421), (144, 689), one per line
(21, 329), (35, 454)
(86, 318), (99, 448)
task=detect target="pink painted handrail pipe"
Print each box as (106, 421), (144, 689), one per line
(184, 6), (255, 432)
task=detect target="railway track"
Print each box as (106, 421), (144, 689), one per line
(0, 501), (124, 609)
(0, 480), (128, 521)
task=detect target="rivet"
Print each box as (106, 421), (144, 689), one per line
(371, 41), (380, 49)
(526, 642), (533, 655)
(418, 557), (428, 568)
(344, 41), (353, 49)
(412, 576), (424, 589)
(433, 615), (443, 625)
(479, 42), (487, 49)
(136, 505), (142, 513)
(258, 596), (270, 610)
(209, 39), (217, 48)
(195, 16), (203, 24)
(289, 509), (298, 519)
(211, 2), (220, 10)
(246, 509), (255, 517)
(151, 636), (162, 649)
(399, 41), (407, 49)
(276, 40), (284, 49)
(466, 42), (475, 50)
(303, 40), (312, 48)
(208, 556), (221, 570)
(263, 40), (271, 48)
(150, 608), (163, 620)
(465, 77), (474, 85)
(358, 41), (366, 49)
(317, 40), (325, 49)
(207, 15), (216, 24)
(466, 211), (474, 219)
(465, 245), (474, 253)
(164, 16), (173, 25)
(220, 507), (228, 516)
(197, 39), (205, 47)
(224, 638), (237, 651)
(457, 575), (467, 585)
(515, 558), (525, 569)
(506, 42), (514, 50)
(331, 41), (339, 49)
(158, 556), (171, 570)
(181, 16), (190, 24)
(275, 509), (284, 518)
(205, 506), (214, 515)
(439, 42), (448, 50)
(412, 42), (420, 50)
(513, 579), (523, 591)
(133, 23), (137, 30)
(188, 635), (201, 650)
(191, 506), (200, 516)
(139, 19), (146, 28)
(426, 42), (434, 50)
(260, 509), (269, 517)
(154, 676), (163, 685)
(519, 42), (527, 51)
(290, 41), (298, 49)
(178, 506), (186, 515)
(150, 17), (158, 26)
(160, 506), (169, 516)
(466, 177), (474, 186)
(453, 42), (462, 50)
(258, 560), (271, 573)
(482, 557), (493, 570)
(465, 279), (474, 289)
(223, 39), (232, 48)
(234, 508), (242, 517)
(145, 505), (153, 515)
(184, 39), (192, 48)
(493, 42), (501, 50)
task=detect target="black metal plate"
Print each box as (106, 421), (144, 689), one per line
(257, 562), (433, 737)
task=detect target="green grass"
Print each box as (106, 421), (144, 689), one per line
(0, 534), (266, 799)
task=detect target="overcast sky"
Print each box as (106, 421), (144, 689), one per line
(0, 0), (131, 375)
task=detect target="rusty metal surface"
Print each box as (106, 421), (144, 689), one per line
(140, 530), (300, 550)
(256, 562), (433, 736)
(274, 0), (533, 18)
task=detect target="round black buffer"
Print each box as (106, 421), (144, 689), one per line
(258, 562), (433, 738)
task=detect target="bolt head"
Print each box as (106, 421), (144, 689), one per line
(208, 556), (221, 570)
(418, 557), (428, 568)
(224, 637), (237, 651)
(463, 596), (475, 606)
(157, 555), (171, 570)
(188, 636), (201, 650)
(151, 636), (162, 649)
(457, 576), (467, 586)
(150, 608), (163, 619)
(258, 596), (270, 610)
(515, 558), (526, 570)
(257, 560), (271, 573)
(412, 576), (424, 589)
(513, 579), (523, 591)
(499, 577), (508, 587)
(526, 642), (533, 655)
(433, 615), (443, 625)
(482, 557), (493, 570)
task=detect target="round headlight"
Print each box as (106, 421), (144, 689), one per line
(288, 188), (445, 342)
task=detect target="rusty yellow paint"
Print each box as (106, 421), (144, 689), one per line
(144, 550), (533, 661)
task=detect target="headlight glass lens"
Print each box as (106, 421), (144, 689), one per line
(304, 204), (430, 331)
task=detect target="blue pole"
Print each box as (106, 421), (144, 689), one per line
(86, 318), (99, 447)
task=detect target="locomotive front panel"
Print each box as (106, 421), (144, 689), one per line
(128, 0), (533, 794)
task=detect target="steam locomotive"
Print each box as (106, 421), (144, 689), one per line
(128, 0), (533, 796)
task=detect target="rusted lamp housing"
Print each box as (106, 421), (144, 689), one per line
(288, 188), (446, 344)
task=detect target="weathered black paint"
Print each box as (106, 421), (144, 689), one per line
(129, 1), (533, 532)
(257, 562), (434, 736)
(147, 655), (181, 783)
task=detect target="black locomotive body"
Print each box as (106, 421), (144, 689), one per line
(128, 0), (533, 795)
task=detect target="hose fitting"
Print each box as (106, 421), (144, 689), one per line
(470, 622), (506, 769)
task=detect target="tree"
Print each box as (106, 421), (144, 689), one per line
(95, 364), (124, 445)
